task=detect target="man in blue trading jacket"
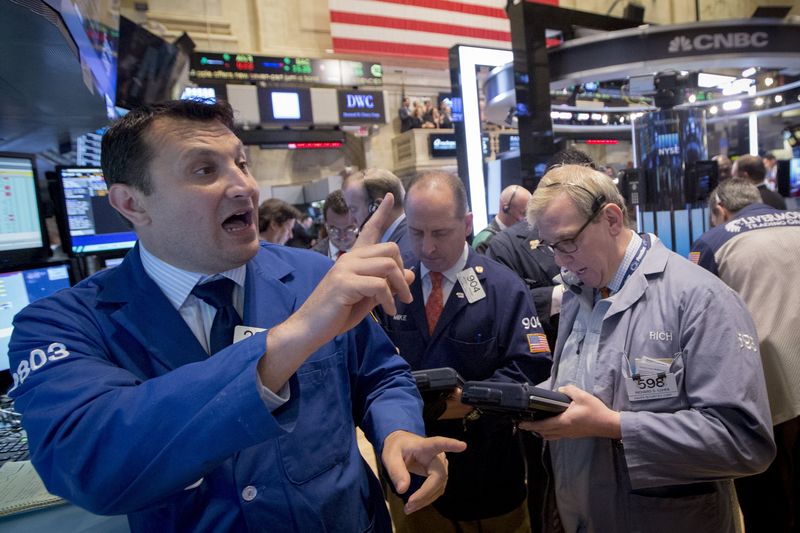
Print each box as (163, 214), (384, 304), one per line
(690, 178), (800, 533)
(379, 171), (552, 532)
(7, 100), (466, 532)
(520, 165), (775, 533)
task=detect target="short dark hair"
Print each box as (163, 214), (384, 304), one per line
(734, 155), (766, 182)
(101, 99), (235, 195)
(258, 199), (302, 233)
(323, 190), (349, 221)
(407, 170), (469, 219)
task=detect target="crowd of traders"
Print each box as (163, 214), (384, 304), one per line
(8, 98), (798, 532)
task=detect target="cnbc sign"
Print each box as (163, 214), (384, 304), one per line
(668, 32), (769, 53)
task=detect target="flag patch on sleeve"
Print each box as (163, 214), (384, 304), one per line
(527, 333), (549, 353)
(688, 251), (700, 265)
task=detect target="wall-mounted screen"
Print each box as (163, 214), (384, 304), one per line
(55, 167), (137, 255)
(337, 90), (386, 123)
(429, 133), (458, 158)
(257, 88), (313, 126)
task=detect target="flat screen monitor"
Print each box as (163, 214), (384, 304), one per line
(55, 167), (137, 255)
(0, 153), (49, 265)
(257, 88), (313, 126)
(337, 90), (386, 124)
(0, 261), (73, 392)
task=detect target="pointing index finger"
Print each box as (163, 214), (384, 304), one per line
(353, 192), (395, 249)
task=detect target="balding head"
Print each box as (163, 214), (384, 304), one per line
(498, 184), (531, 225)
(732, 155), (766, 184)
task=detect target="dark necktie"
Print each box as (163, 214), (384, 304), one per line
(191, 278), (243, 355)
(426, 272), (444, 335)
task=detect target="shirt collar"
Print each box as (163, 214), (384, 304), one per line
(381, 213), (405, 243)
(139, 243), (247, 310)
(607, 231), (642, 294)
(420, 242), (469, 284)
(495, 216), (508, 231)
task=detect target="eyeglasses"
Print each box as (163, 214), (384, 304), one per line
(539, 198), (606, 255)
(326, 224), (358, 238)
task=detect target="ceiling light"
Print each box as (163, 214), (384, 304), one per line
(741, 67), (757, 77)
(577, 113), (590, 121)
(558, 112), (573, 120)
(601, 114), (609, 123)
(688, 94), (697, 103)
(755, 97), (764, 106)
(764, 77), (774, 87)
(698, 73), (736, 88)
(550, 111), (560, 119)
(709, 105), (718, 114)
(722, 100), (742, 111)
(591, 113), (602, 121)
(774, 94), (783, 103)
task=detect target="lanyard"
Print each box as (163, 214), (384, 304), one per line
(616, 233), (651, 291)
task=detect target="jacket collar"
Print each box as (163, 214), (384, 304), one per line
(410, 247), (487, 342)
(96, 243), (297, 371)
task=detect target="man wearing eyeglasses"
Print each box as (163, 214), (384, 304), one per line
(518, 164), (775, 533)
(312, 190), (358, 259)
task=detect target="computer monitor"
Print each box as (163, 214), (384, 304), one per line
(55, 167), (137, 256)
(0, 261), (73, 392)
(0, 153), (50, 265)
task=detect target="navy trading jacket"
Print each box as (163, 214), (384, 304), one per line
(379, 248), (552, 521)
(485, 220), (561, 348)
(8, 243), (424, 532)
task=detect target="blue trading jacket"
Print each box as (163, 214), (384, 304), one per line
(9, 243), (424, 532)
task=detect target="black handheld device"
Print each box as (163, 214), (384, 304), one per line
(411, 367), (464, 394)
(460, 381), (571, 421)
(411, 367), (464, 423)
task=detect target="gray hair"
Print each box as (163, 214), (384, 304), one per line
(709, 178), (761, 214)
(528, 164), (630, 227)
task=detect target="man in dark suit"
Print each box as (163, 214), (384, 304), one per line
(733, 154), (786, 210)
(379, 170), (552, 532)
(343, 168), (416, 263)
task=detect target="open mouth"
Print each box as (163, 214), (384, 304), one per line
(222, 210), (253, 232)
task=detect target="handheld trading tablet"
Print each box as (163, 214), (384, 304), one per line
(411, 367), (464, 394)
(461, 381), (571, 421)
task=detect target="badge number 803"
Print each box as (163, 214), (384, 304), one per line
(9, 342), (70, 392)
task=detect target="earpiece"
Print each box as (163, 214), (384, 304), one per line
(368, 201), (379, 215)
(591, 194), (607, 213)
(503, 185), (519, 214)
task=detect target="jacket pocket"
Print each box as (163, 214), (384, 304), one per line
(278, 349), (352, 484)
(444, 336), (497, 379)
(627, 486), (732, 533)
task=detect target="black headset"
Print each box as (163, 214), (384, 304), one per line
(368, 200), (379, 215)
(503, 185), (519, 214)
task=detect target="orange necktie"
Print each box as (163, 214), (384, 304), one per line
(599, 287), (611, 299)
(426, 271), (444, 335)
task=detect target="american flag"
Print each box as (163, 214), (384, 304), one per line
(329, 0), (558, 62)
(527, 333), (549, 354)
